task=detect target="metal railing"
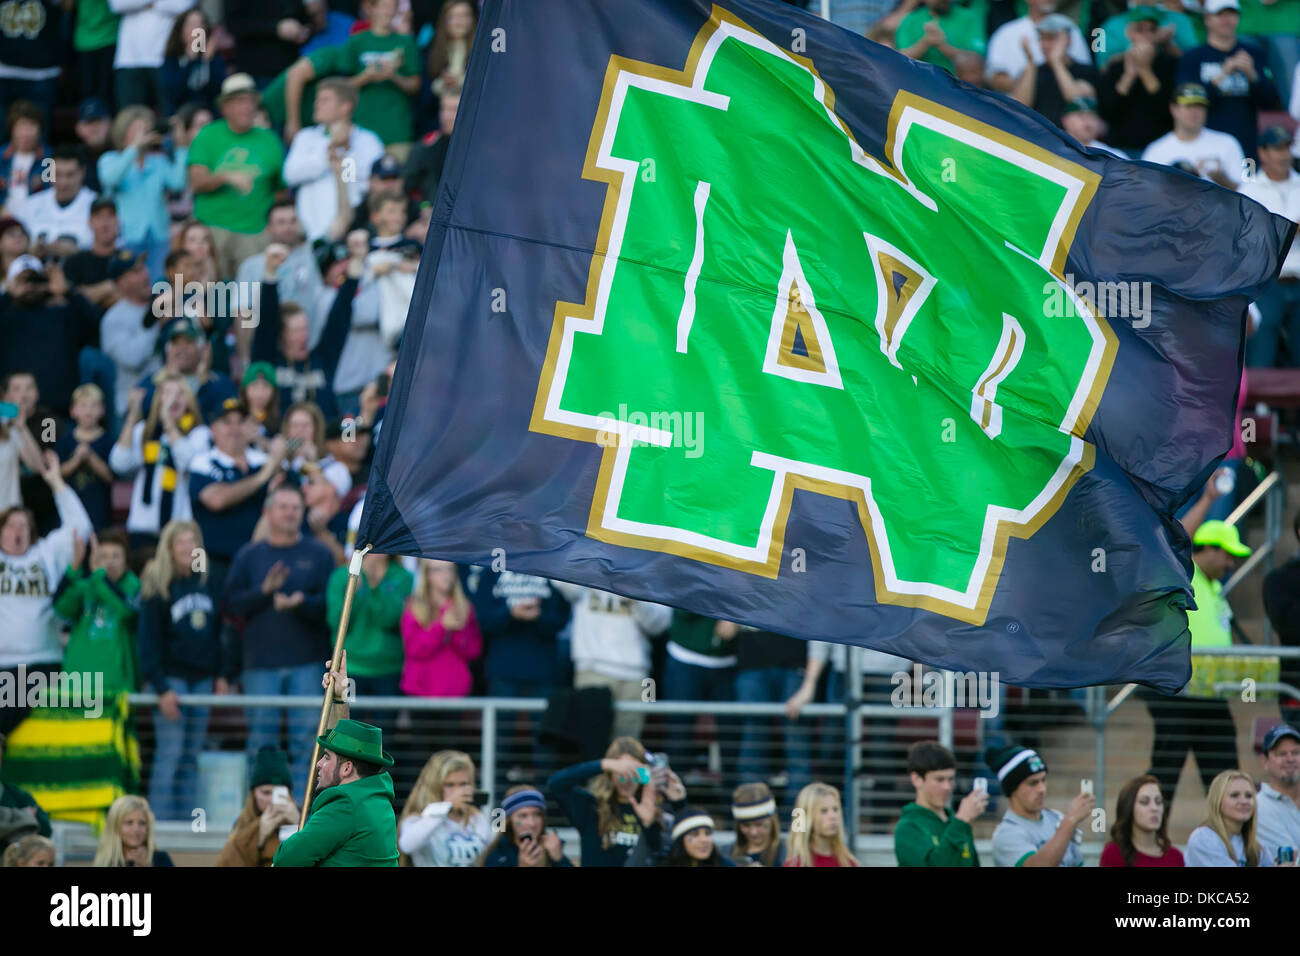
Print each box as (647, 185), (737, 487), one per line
(124, 689), (954, 838)
(1222, 469), (1286, 624)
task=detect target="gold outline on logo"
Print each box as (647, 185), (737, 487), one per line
(529, 4), (1116, 626)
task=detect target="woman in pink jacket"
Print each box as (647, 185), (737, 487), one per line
(401, 559), (482, 697)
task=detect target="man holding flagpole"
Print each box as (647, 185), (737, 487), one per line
(273, 652), (399, 867)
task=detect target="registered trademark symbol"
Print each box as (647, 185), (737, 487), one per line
(1007, 621), (1020, 633)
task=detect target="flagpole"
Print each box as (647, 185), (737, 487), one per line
(299, 544), (372, 828)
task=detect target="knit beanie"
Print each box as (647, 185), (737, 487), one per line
(251, 746), (293, 789)
(985, 744), (1046, 796)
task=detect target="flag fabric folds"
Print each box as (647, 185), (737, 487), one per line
(359, 0), (1294, 692)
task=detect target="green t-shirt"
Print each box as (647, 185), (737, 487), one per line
(264, 45), (347, 130)
(896, 6), (987, 74)
(1096, 9), (1203, 69)
(341, 30), (419, 145)
(187, 120), (286, 234)
(1238, 0), (1300, 39)
(75, 0), (119, 51)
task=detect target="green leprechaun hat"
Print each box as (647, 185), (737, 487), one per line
(317, 719), (394, 767)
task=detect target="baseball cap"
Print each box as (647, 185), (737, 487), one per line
(1063, 96), (1098, 115)
(90, 197), (117, 216)
(161, 315), (203, 341)
(1036, 12), (1075, 33)
(371, 154), (403, 179)
(1259, 125), (1295, 149)
(217, 72), (261, 105)
(204, 395), (248, 425)
(1192, 520), (1251, 557)
(1262, 723), (1300, 754)
(1204, 0), (1239, 13)
(1172, 82), (1210, 106)
(6, 254), (44, 282)
(77, 97), (110, 123)
(107, 249), (146, 281)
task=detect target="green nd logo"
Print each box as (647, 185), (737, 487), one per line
(531, 5), (1116, 625)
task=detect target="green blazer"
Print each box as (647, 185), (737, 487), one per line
(273, 773), (399, 867)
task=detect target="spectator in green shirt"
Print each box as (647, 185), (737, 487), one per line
(896, 0), (988, 78)
(1095, 3), (1199, 70)
(894, 740), (986, 866)
(187, 73), (286, 279)
(75, 0), (121, 110)
(340, 0), (420, 157)
(325, 551), (413, 733)
(52, 527), (141, 696)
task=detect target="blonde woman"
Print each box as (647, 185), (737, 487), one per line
(1185, 770), (1276, 867)
(784, 782), (859, 867)
(100, 106), (188, 282)
(397, 750), (490, 866)
(547, 736), (674, 867)
(93, 795), (173, 867)
(138, 519), (231, 821)
(400, 559), (480, 698)
(109, 374), (207, 553)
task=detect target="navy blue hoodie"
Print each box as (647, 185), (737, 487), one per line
(252, 277), (355, 420)
(138, 576), (235, 690)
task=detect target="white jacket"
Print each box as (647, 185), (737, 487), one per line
(397, 803), (491, 867)
(554, 583), (672, 681)
(0, 486), (93, 668)
(109, 421), (210, 535)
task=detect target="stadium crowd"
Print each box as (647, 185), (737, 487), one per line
(1, 0), (1300, 866)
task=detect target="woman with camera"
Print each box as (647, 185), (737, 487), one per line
(98, 107), (193, 283)
(215, 746), (300, 866)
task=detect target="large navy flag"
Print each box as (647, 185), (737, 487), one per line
(360, 0), (1293, 692)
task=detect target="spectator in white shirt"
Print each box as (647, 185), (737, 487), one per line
(1255, 724), (1300, 859)
(1185, 769), (1277, 866)
(111, 0), (193, 111)
(1141, 82), (1244, 190)
(234, 202), (330, 355)
(985, 0), (1091, 92)
(13, 144), (97, 254)
(100, 250), (161, 419)
(552, 583), (672, 741)
(282, 79), (384, 243)
(1237, 126), (1300, 368)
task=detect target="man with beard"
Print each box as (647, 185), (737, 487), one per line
(273, 654), (399, 866)
(0, 257), (99, 418)
(1255, 724), (1300, 857)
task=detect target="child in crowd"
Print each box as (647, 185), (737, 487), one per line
(93, 795), (173, 867)
(397, 750), (491, 866)
(400, 558), (480, 699)
(56, 383), (115, 530)
(53, 527), (140, 696)
(3, 833), (55, 867)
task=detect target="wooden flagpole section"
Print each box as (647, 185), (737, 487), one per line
(299, 544), (371, 828)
